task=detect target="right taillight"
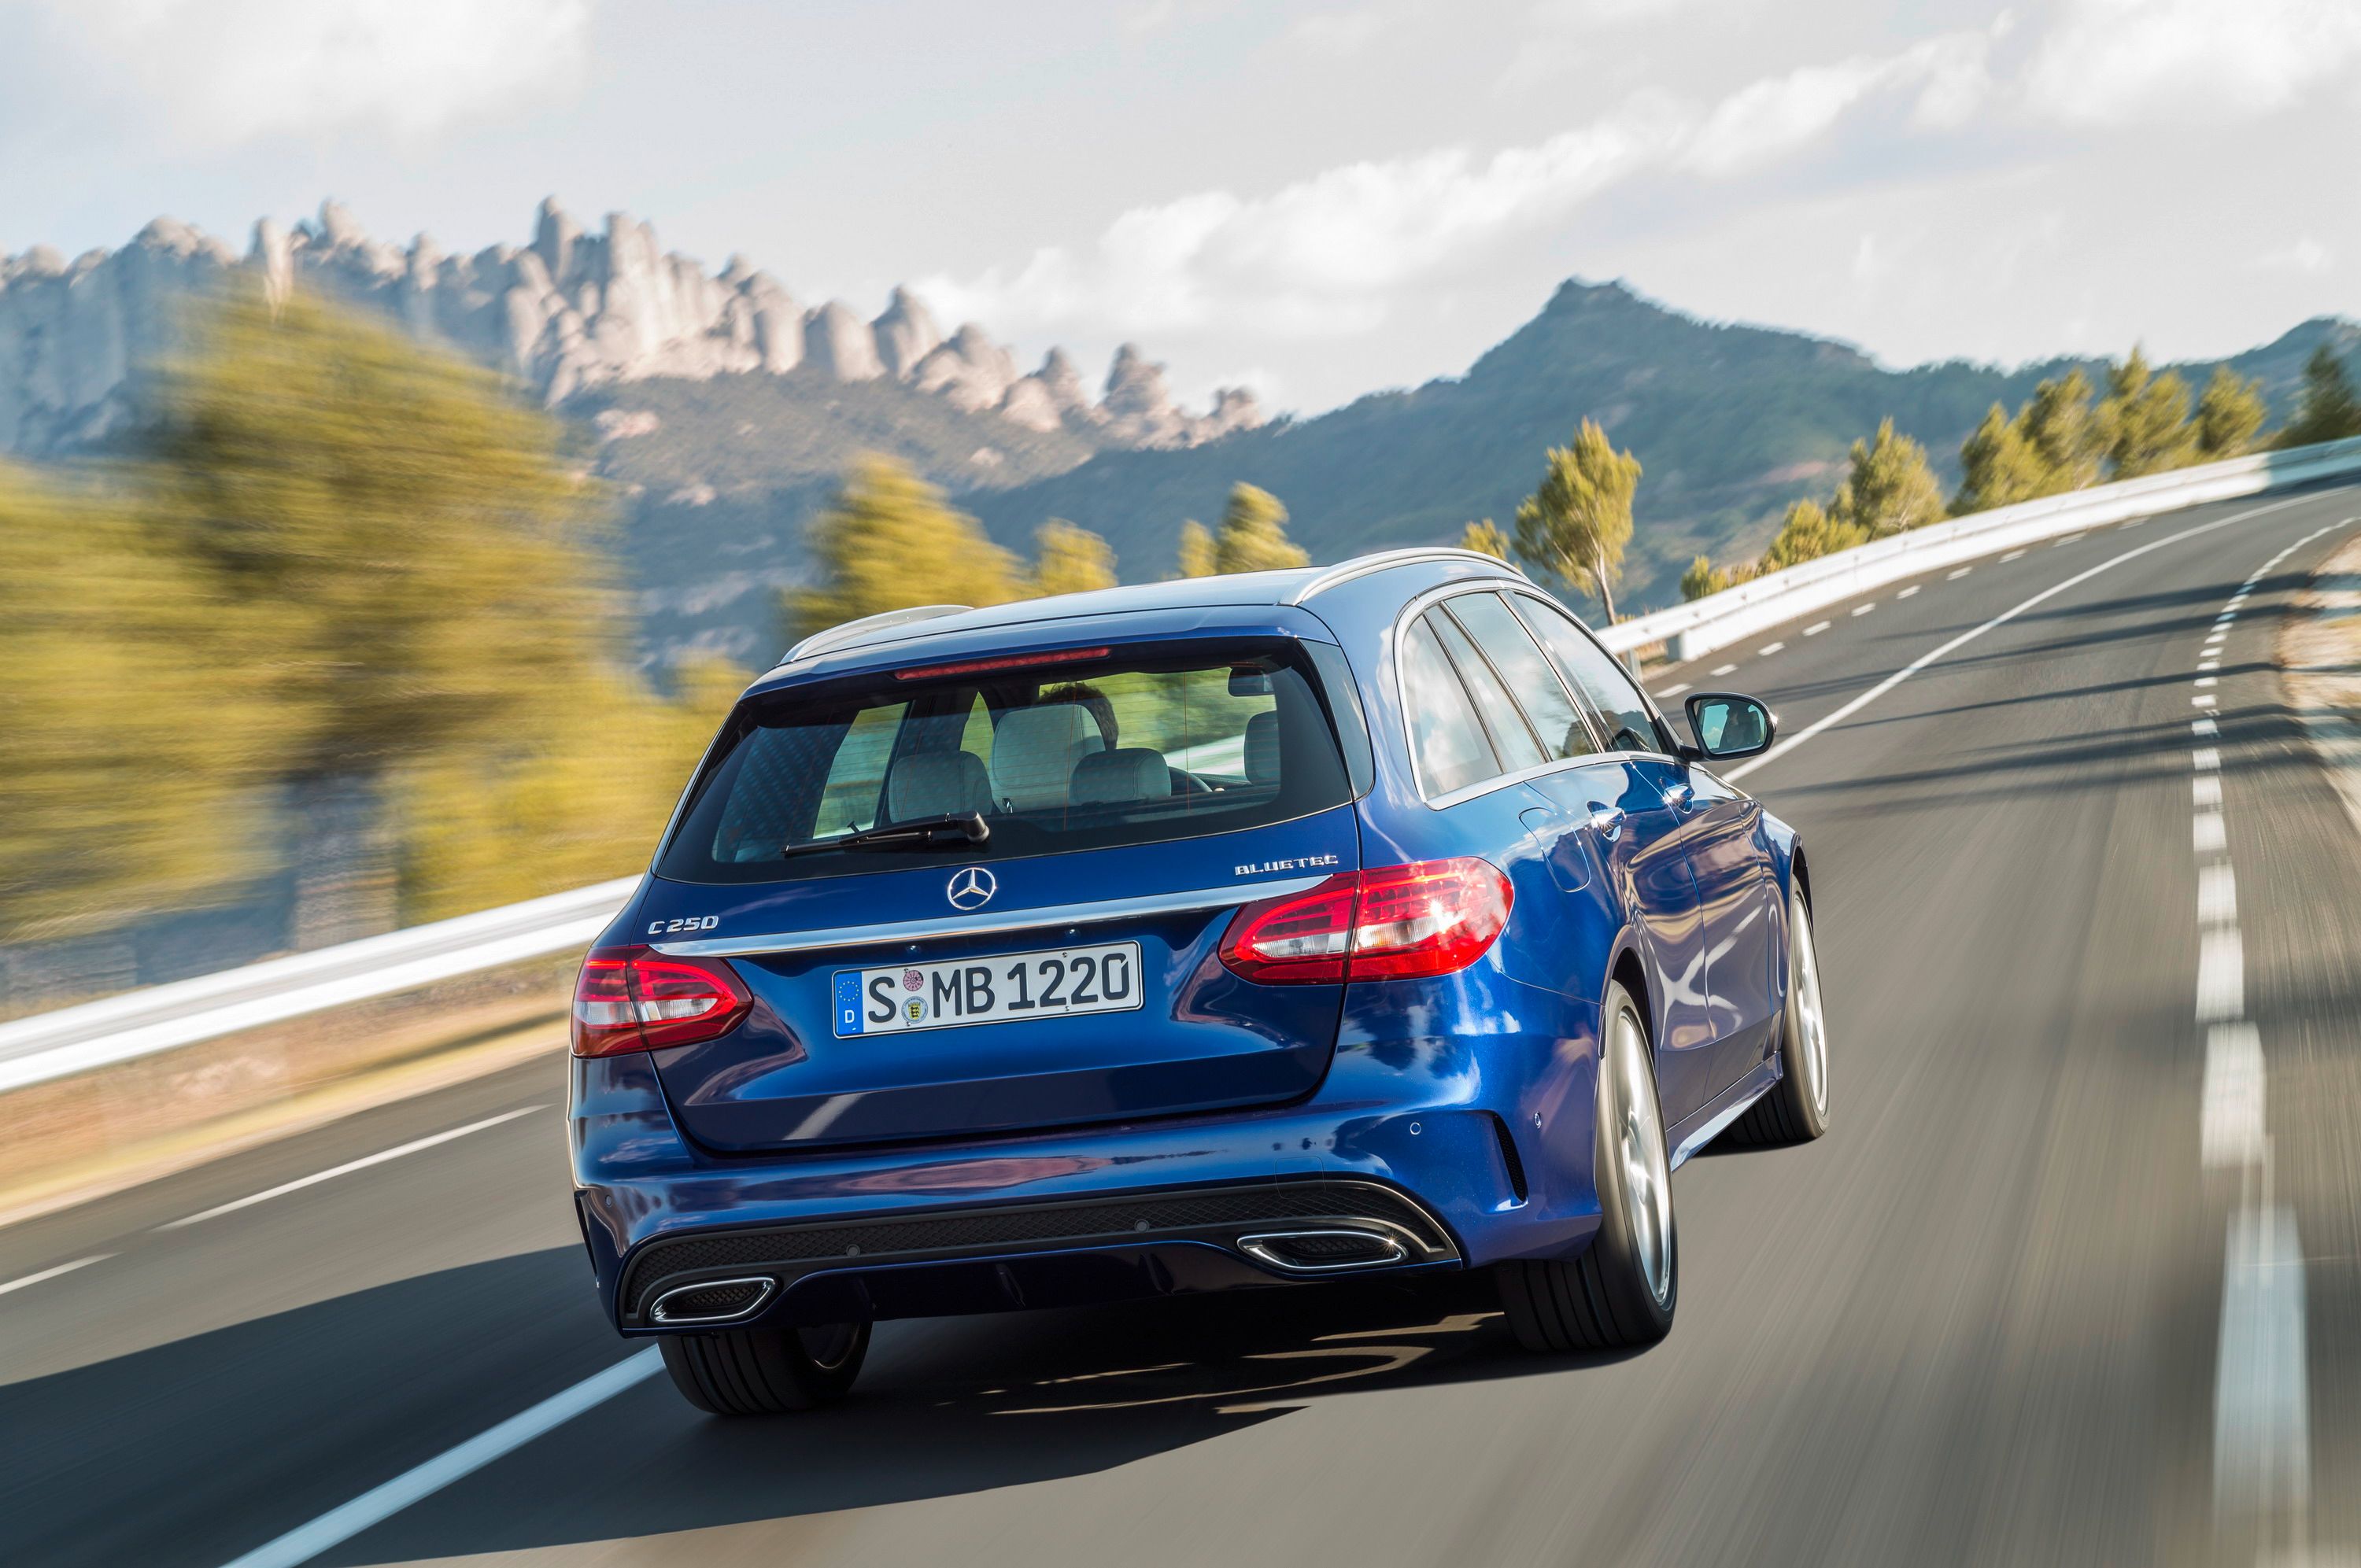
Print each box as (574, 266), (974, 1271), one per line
(571, 944), (752, 1057)
(1217, 857), (1511, 985)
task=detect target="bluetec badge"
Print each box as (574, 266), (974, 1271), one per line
(833, 972), (864, 1035)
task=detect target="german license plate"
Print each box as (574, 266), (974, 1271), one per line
(832, 942), (1143, 1036)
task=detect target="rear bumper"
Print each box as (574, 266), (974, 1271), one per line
(571, 972), (1610, 1334)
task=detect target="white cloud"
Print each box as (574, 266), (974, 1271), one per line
(1683, 31), (1993, 175)
(2023, 0), (2361, 124)
(2255, 238), (2332, 274)
(36, 0), (589, 145)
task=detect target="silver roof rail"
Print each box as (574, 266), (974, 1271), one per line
(1284, 548), (1524, 606)
(782, 603), (974, 664)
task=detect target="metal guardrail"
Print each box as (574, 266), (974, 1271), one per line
(5, 434), (2359, 1099)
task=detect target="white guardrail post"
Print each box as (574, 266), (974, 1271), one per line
(3, 434), (2359, 1098)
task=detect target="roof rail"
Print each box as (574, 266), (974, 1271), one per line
(782, 603), (974, 664)
(1284, 548), (1524, 606)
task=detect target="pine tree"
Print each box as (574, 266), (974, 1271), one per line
(1953, 404), (2050, 514)
(2098, 347), (2198, 478)
(2019, 370), (2105, 493)
(2194, 367), (2268, 459)
(783, 454), (1020, 639)
(1513, 420), (1642, 623)
(1027, 518), (1118, 597)
(1828, 419), (1945, 538)
(1679, 554), (1731, 601)
(1211, 483), (1310, 574)
(2278, 344), (2361, 448)
(1758, 499), (1869, 574)
(1460, 518), (1511, 560)
(1174, 519), (1217, 578)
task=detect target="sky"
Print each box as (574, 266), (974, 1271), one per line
(2, 0), (2356, 415)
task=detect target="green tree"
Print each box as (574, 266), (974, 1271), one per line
(0, 467), (279, 941)
(2278, 344), (2361, 448)
(1027, 518), (1118, 597)
(1513, 419), (1642, 623)
(784, 453), (1020, 639)
(1953, 404), (2050, 514)
(2097, 347), (2198, 478)
(1828, 419), (1945, 538)
(1758, 498), (1869, 574)
(2019, 369), (2105, 493)
(2194, 367), (2268, 459)
(1459, 518), (1511, 560)
(1679, 554), (1731, 601)
(1174, 519), (1217, 578)
(1211, 483), (1310, 574)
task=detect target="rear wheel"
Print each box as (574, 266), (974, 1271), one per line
(659, 1320), (870, 1416)
(1724, 888), (1830, 1146)
(1495, 979), (1676, 1352)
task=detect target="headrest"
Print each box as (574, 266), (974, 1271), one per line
(885, 751), (990, 821)
(1243, 710), (1281, 784)
(989, 703), (1105, 810)
(1070, 747), (1173, 806)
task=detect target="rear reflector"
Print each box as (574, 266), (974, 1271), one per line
(572, 945), (752, 1057)
(895, 646), (1110, 681)
(1217, 857), (1512, 984)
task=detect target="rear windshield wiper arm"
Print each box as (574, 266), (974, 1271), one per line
(782, 811), (990, 857)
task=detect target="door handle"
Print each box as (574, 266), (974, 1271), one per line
(1587, 803), (1625, 841)
(1662, 781), (1694, 809)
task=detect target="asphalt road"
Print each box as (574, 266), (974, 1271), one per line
(6, 481), (2360, 1567)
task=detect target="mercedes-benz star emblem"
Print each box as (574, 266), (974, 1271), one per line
(946, 866), (997, 911)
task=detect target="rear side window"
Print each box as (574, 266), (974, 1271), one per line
(660, 640), (1357, 884)
(1429, 608), (1546, 773)
(1514, 596), (1668, 754)
(1446, 592), (1598, 762)
(1398, 614), (1498, 796)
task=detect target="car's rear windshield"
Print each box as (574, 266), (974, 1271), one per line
(657, 638), (1360, 884)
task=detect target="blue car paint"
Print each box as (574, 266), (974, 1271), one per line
(571, 553), (1805, 1335)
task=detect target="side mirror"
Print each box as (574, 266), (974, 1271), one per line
(1683, 692), (1777, 761)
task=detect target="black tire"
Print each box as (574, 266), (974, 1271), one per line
(1724, 888), (1831, 1147)
(660, 1320), (870, 1416)
(1495, 979), (1676, 1352)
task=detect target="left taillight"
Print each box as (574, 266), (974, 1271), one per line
(1218, 856), (1513, 985)
(571, 944), (752, 1057)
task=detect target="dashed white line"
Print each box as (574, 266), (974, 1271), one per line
(2194, 694), (2217, 708)
(2200, 1024), (2264, 1169)
(2056, 533), (2084, 546)
(2197, 861), (2236, 922)
(1709, 663), (1738, 677)
(1658, 681), (1691, 698)
(2193, 775), (2224, 809)
(1757, 641), (1785, 656)
(2195, 812), (2227, 853)
(1947, 567), (1973, 580)
(2197, 930), (2244, 1020)
(0, 1254), (112, 1297)
(159, 1106), (547, 1230)
(2195, 718), (2220, 737)
(2001, 548), (2028, 562)
(216, 1348), (664, 1568)
(2197, 677), (2218, 688)
(2194, 747), (2221, 770)
(1804, 621), (1830, 636)
(1850, 603), (1875, 617)
(1897, 585), (1921, 599)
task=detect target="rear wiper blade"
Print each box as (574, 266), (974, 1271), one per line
(782, 812), (990, 857)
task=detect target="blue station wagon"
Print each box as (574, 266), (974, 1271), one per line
(567, 547), (1830, 1415)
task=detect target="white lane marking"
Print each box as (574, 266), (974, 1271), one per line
(2215, 1201), (2311, 1515)
(1804, 621), (1831, 636)
(2200, 659), (2220, 672)
(2195, 812), (2227, 853)
(2194, 718), (2220, 737)
(2194, 774), (2224, 809)
(216, 1348), (663, 1568)
(2194, 747), (2221, 770)
(2206, 631), (2228, 645)
(1710, 663), (1738, 677)
(2001, 548), (2028, 561)
(2194, 694), (2217, 708)
(1948, 567), (1973, 580)
(1757, 641), (1786, 655)
(2197, 676), (2218, 688)
(2197, 861), (2236, 922)
(0, 1253), (112, 1297)
(2056, 533), (2084, 545)
(2197, 929), (2244, 1020)
(2200, 1024), (2263, 1169)
(160, 1106), (546, 1230)
(1657, 681), (1691, 697)
(1897, 585), (1921, 599)
(1850, 603), (1875, 616)
(1723, 493), (2337, 784)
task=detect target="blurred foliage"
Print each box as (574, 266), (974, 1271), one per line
(2019, 370), (2106, 493)
(1459, 518), (1510, 560)
(1828, 419), (1945, 539)
(2278, 345), (2361, 448)
(1953, 404), (2051, 514)
(1514, 420), (1640, 622)
(1028, 518), (1118, 597)
(1174, 484), (1308, 577)
(2195, 367), (2268, 459)
(1174, 519), (1217, 579)
(1759, 498), (1868, 574)
(0, 467), (279, 941)
(2097, 349), (2198, 479)
(781, 454), (1020, 639)
(1679, 553), (1731, 602)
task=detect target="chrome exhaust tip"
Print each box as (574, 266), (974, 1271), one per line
(648, 1275), (778, 1325)
(1236, 1229), (1410, 1273)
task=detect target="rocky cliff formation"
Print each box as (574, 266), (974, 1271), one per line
(0, 198), (1263, 456)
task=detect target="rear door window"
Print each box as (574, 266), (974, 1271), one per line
(1513, 596), (1670, 755)
(661, 640), (1358, 884)
(1445, 592), (1598, 762)
(1398, 613), (1500, 796)
(1428, 607), (1547, 773)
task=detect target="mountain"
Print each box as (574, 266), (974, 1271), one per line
(962, 282), (2361, 614)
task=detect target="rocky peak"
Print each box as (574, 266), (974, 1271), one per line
(872, 286), (944, 379)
